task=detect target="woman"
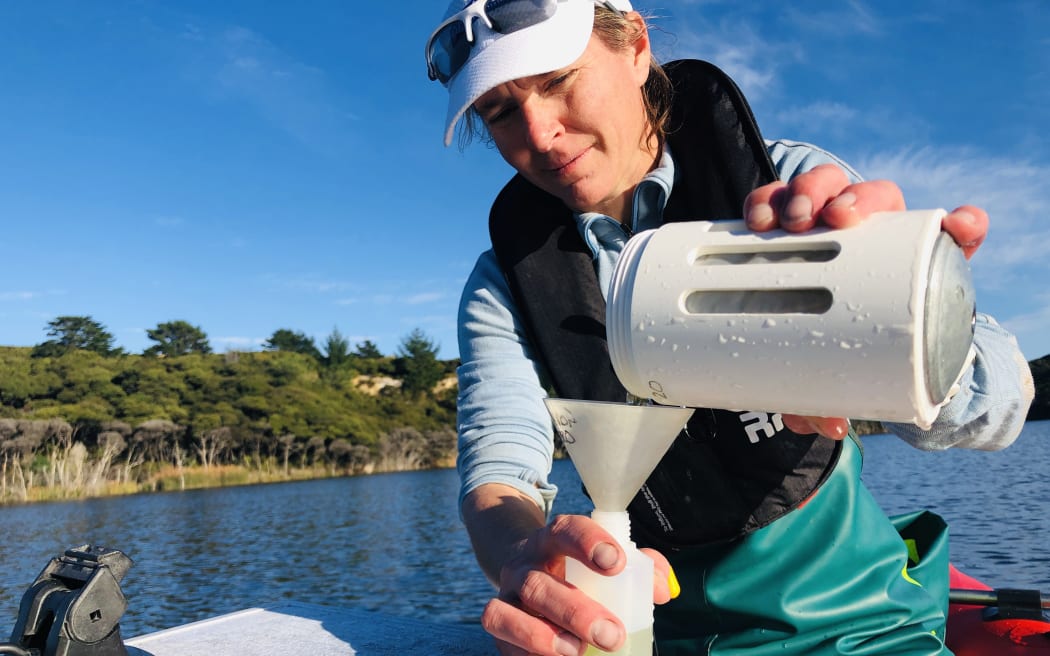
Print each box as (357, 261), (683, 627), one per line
(425, 1), (1034, 654)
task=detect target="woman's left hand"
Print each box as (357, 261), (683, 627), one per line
(743, 163), (988, 258)
(740, 163), (990, 439)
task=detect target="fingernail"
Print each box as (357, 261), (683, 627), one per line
(783, 194), (813, 226)
(668, 566), (681, 599)
(591, 619), (624, 651)
(553, 631), (582, 656)
(819, 419), (849, 440)
(953, 209), (977, 224)
(828, 191), (857, 209)
(592, 542), (619, 570)
(747, 202), (774, 229)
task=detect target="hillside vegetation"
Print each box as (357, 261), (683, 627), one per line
(0, 321), (458, 504)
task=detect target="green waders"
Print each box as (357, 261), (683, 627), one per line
(655, 437), (952, 655)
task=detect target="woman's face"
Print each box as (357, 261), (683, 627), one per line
(473, 15), (654, 221)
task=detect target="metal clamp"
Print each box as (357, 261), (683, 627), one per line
(8, 545), (134, 656)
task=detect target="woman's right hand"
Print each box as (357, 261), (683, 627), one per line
(462, 485), (674, 655)
(481, 513), (629, 655)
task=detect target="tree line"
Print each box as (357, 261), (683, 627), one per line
(1029, 354), (1050, 421)
(0, 316), (459, 504)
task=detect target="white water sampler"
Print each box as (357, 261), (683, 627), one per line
(606, 210), (976, 428)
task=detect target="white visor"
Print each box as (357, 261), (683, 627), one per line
(434, 0), (633, 146)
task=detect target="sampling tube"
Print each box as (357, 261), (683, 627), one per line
(565, 510), (654, 656)
(605, 210), (976, 427)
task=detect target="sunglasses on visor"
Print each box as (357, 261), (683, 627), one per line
(425, 0), (621, 85)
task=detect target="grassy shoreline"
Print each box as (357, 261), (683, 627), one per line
(1, 458), (457, 506)
(3, 422), (891, 507)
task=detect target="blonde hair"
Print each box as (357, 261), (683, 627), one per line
(458, 7), (671, 150)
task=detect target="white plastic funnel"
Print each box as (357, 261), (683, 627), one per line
(544, 399), (695, 512)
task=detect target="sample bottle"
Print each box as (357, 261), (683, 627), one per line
(565, 510), (653, 656)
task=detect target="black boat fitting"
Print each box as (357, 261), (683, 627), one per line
(5, 545), (133, 656)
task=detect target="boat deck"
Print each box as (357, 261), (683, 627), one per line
(125, 602), (495, 655)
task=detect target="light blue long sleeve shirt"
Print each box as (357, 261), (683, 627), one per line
(456, 139), (1035, 515)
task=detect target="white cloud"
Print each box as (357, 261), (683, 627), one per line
(789, 102), (857, 124)
(782, 1), (883, 37)
(272, 274), (357, 294)
(659, 2), (890, 107)
(181, 24), (359, 155)
(857, 146), (1050, 360)
(405, 292), (445, 305)
(771, 99), (938, 147)
(180, 23), (204, 42)
(0, 292), (36, 302)
(1001, 291), (1050, 351)
(336, 294), (396, 305)
(856, 147), (1049, 276)
(986, 279), (1050, 360)
(656, 18), (780, 103)
(770, 102), (860, 141)
(334, 289), (449, 307)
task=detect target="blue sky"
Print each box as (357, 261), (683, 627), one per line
(1, 1), (1048, 362)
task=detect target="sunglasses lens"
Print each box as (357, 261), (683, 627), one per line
(427, 0), (560, 83)
(487, 0), (556, 33)
(429, 20), (471, 83)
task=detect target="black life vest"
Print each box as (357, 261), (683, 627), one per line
(488, 60), (841, 549)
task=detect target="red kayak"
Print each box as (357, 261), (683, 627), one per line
(947, 565), (1050, 654)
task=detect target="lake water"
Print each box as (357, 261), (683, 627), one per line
(0, 420), (1047, 639)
